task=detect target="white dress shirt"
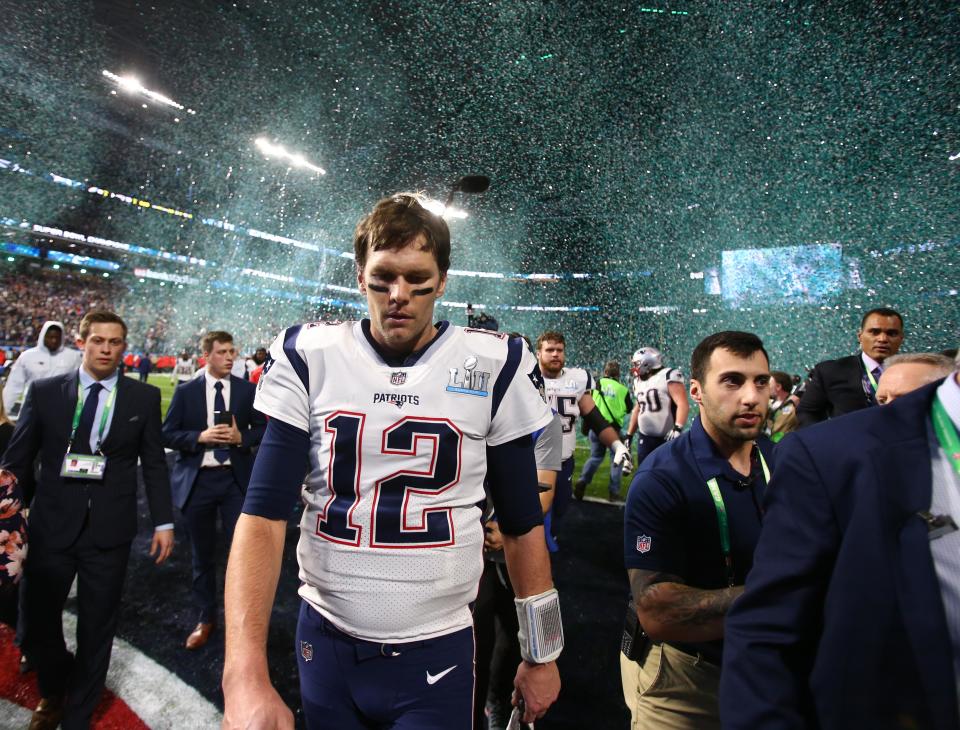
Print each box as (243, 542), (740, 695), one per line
(201, 369), (232, 468)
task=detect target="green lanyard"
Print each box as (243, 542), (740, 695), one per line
(705, 449), (770, 587)
(932, 395), (960, 478)
(864, 361), (880, 393)
(69, 382), (117, 454)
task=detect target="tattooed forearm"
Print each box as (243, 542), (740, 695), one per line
(628, 568), (744, 643)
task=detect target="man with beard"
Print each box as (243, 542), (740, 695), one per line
(620, 331), (774, 729)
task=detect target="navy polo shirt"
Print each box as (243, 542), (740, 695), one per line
(624, 416), (775, 665)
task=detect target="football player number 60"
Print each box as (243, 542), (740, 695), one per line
(317, 412), (462, 549)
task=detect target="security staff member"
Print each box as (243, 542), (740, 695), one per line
(621, 331), (774, 729)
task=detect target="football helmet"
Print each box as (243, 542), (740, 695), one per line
(631, 347), (664, 378)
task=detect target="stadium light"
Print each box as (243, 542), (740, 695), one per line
(102, 70), (196, 115)
(255, 137), (326, 175)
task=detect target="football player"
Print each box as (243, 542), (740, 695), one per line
(625, 347), (690, 467)
(221, 194), (561, 730)
(536, 332), (632, 536)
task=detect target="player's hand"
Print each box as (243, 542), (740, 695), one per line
(484, 520), (504, 552)
(625, 433), (634, 451)
(665, 425), (683, 442)
(612, 440), (633, 476)
(222, 679), (294, 730)
(199, 425), (234, 445)
(513, 659), (560, 723)
(150, 528), (174, 564)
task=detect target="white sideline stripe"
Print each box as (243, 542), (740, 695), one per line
(61, 611), (223, 729)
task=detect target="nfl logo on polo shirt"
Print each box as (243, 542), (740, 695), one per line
(390, 372), (406, 386)
(636, 535), (652, 553)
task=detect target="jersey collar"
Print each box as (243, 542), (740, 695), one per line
(359, 319), (450, 367)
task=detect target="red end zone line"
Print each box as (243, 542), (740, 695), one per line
(0, 622), (148, 729)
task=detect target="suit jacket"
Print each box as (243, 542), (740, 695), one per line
(721, 380), (959, 730)
(0, 371), (173, 551)
(797, 353), (875, 427)
(162, 374), (265, 510)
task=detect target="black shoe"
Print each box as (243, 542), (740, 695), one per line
(573, 479), (587, 500)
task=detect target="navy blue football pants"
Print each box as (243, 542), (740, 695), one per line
(296, 601), (476, 729)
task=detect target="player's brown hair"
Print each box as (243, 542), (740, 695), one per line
(536, 330), (565, 351)
(353, 193), (451, 275)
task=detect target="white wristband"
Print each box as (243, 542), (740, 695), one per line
(515, 588), (564, 663)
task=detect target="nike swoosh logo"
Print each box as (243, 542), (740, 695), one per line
(426, 665), (457, 685)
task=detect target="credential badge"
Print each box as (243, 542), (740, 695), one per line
(636, 535), (652, 553)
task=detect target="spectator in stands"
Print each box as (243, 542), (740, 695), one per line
(137, 353), (152, 383)
(245, 347), (267, 379)
(797, 307), (904, 426)
(766, 371), (800, 442)
(876, 353), (954, 405)
(2, 321), (81, 419)
(574, 360), (633, 501)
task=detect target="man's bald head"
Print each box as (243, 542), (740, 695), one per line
(876, 353), (954, 406)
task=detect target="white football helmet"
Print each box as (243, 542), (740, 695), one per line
(631, 347), (664, 378)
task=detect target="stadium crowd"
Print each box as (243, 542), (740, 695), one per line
(0, 196), (958, 730)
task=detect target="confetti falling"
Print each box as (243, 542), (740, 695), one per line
(0, 0), (956, 374)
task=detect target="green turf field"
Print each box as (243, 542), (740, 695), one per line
(139, 373), (623, 501)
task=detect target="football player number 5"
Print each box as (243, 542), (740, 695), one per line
(317, 412), (462, 548)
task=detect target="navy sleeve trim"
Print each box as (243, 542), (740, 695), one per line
(486, 434), (544, 536)
(491, 336), (523, 419)
(282, 324), (310, 392)
(242, 417), (310, 520)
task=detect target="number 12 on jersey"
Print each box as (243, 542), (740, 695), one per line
(318, 412), (463, 549)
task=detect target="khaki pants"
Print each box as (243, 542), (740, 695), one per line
(620, 643), (721, 730)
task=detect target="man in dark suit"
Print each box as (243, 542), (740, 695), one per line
(2, 311), (174, 730)
(796, 307), (904, 427)
(720, 358), (960, 730)
(162, 330), (265, 649)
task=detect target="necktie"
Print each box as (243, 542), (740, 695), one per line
(75, 383), (103, 454)
(872, 366), (882, 382)
(213, 381), (229, 463)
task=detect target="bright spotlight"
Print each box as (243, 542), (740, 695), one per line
(422, 198), (468, 220)
(102, 69), (196, 114)
(254, 137), (326, 175)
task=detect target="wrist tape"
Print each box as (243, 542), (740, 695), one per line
(515, 588), (564, 663)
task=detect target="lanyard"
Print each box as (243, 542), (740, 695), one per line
(932, 396), (960, 478)
(705, 449), (770, 587)
(69, 382), (117, 453)
(864, 360), (880, 393)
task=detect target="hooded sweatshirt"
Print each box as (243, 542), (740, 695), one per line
(2, 321), (82, 414)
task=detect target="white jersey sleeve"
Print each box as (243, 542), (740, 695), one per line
(255, 325), (311, 432)
(487, 338), (554, 446)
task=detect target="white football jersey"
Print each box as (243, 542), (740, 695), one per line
(255, 321), (553, 643)
(542, 367), (593, 460)
(632, 367), (685, 438)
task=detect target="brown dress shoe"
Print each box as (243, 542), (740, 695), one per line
(29, 697), (64, 730)
(185, 622), (215, 650)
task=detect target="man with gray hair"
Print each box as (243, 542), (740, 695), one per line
(876, 353), (955, 405)
(722, 346), (960, 729)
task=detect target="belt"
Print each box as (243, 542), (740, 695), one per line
(309, 605), (432, 661)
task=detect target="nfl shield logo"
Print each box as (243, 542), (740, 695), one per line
(300, 640), (313, 662)
(636, 535), (652, 553)
(390, 372), (406, 386)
